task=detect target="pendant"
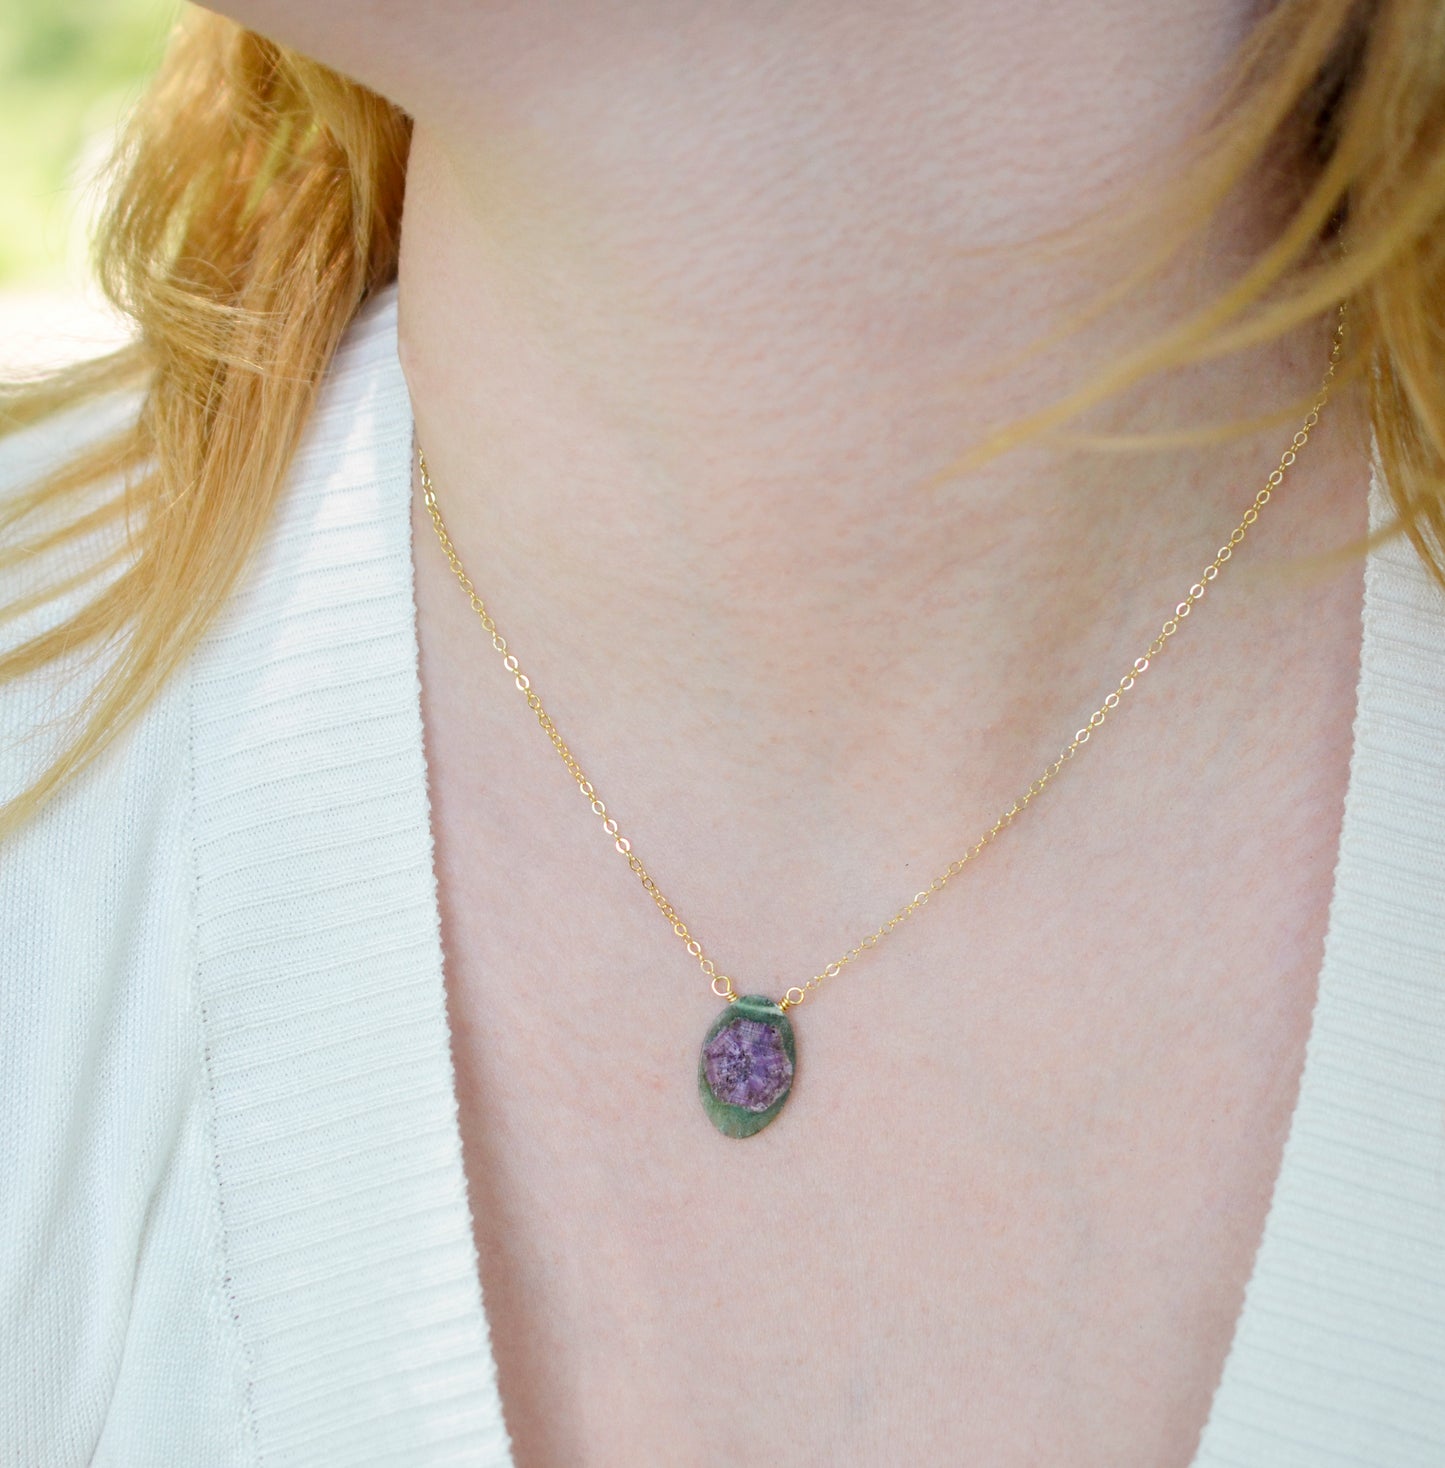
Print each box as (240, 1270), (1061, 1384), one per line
(697, 993), (796, 1138)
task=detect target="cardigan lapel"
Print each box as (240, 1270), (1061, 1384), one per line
(189, 284), (513, 1466)
(1190, 450), (1445, 1466)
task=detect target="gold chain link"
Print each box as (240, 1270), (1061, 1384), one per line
(418, 308), (1345, 1012)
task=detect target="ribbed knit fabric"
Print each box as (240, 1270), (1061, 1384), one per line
(1189, 441), (1445, 1468)
(2, 282), (1443, 1466)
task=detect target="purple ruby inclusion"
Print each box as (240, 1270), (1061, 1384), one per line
(702, 1016), (793, 1112)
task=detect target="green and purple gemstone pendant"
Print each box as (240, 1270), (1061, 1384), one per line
(697, 993), (796, 1138)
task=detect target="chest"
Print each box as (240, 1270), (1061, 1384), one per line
(423, 719), (1348, 1468)
(409, 466), (1366, 1465)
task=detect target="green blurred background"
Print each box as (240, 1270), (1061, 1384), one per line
(1, 0), (179, 362)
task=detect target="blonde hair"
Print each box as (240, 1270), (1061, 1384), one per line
(2, 0), (1443, 842)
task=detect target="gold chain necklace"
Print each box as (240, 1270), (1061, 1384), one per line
(416, 311), (1344, 1139)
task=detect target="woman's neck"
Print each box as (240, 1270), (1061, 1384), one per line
(390, 1), (1365, 859)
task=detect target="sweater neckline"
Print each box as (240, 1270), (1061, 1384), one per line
(187, 280), (1445, 1465)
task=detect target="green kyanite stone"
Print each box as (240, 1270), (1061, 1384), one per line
(697, 993), (796, 1138)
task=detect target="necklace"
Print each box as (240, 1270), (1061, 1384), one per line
(416, 311), (1344, 1140)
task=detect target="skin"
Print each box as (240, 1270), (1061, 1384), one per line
(207, 4), (1371, 1463)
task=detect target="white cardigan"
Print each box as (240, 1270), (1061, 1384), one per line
(3, 283), (1444, 1467)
